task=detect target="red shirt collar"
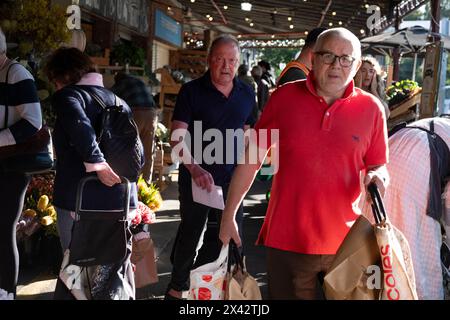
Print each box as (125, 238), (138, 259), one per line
(305, 72), (356, 102)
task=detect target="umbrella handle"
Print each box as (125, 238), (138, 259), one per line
(367, 182), (387, 224)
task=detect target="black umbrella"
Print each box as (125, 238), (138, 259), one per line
(361, 25), (450, 54)
(361, 26), (450, 81)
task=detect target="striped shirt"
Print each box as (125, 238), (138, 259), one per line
(0, 60), (42, 147)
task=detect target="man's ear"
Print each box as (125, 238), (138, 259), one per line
(355, 59), (362, 72)
(311, 53), (317, 70)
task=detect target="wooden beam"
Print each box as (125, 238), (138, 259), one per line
(209, 0), (228, 25)
(317, 0), (333, 27)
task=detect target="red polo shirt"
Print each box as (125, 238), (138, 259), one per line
(254, 74), (388, 254)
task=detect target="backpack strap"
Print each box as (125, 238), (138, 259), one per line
(393, 120), (450, 222)
(277, 61), (310, 87)
(90, 92), (120, 109)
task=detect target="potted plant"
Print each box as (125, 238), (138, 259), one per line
(386, 79), (420, 108)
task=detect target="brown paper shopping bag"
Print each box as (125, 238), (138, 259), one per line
(324, 183), (418, 300)
(225, 243), (262, 300)
(131, 236), (158, 288)
(323, 215), (381, 300)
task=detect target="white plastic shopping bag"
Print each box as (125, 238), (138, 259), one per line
(188, 244), (229, 300)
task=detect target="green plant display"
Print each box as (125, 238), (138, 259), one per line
(2, 0), (70, 60)
(111, 41), (146, 67)
(386, 79), (419, 107)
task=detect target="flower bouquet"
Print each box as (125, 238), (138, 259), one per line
(129, 177), (163, 287)
(16, 172), (62, 272)
(17, 173), (58, 241)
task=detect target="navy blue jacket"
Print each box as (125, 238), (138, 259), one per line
(51, 85), (137, 211)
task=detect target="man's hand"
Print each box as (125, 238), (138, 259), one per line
(96, 163), (121, 187)
(364, 165), (389, 198)
(188, 164), (214, 192)
(219, 217), (241, 247)
(370, 72), (379, 96)
(354, 70), (362, 88)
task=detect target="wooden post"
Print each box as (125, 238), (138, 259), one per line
(430, 0), (441, 38)
(392, 6), (401, 82)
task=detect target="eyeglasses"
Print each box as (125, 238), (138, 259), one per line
(315, 51), (356, 67)
(211, 56), (239, 66)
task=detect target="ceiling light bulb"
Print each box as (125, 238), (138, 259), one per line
(190, 0), (195, 3)
(208, 17), (213, 21)
(271, 34), (275, 38)
(288, 17), (292, 21)
(332, 11), (336, 16)
(289, 24), (294, 29)
(250, 22), (254, 27)
(338, 21), (343, 25)
(360, 29), (365, 34)
(241, 2), (252, 11)
(223, 5), (228, 10)
(304, 31), (309, 35)
(329, 22), (333, 26)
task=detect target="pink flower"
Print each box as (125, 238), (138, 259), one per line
(137, 201), (156, 224)
(131, 211), (142, 225)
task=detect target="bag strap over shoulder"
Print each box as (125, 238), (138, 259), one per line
(88, 90), (120, 110)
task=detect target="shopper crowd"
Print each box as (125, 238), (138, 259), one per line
(1, 23), (450, 301)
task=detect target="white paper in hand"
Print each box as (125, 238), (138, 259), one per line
(191, 179), (225, 210)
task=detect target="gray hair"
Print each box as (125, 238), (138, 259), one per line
(0, 27), (6, 54)
(314, 27), (361, 59)
(207, 34), (240, 58)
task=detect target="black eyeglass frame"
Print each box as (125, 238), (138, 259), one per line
(314, 51), (356, 67)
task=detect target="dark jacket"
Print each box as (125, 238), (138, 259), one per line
(51, 85), (137, 211)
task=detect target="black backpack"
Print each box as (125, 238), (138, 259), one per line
(77, 88), (145, 182)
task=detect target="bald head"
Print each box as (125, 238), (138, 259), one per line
(314, 28), (361, 60)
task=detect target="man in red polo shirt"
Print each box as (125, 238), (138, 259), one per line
(219, 28), (389, 300)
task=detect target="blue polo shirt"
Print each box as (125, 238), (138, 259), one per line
(172, 71), (256, 188)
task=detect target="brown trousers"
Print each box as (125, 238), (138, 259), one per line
(132, 107), (159, 183)
(266, 247), (335, 300)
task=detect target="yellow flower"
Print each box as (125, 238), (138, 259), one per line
(37, 195), (49, 212)
(40, 216), (54, 226)
(44, 206), (57, 219)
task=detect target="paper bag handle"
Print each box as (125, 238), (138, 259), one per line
(368, 182), (387, 224)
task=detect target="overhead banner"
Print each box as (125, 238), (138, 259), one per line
(154, 9), (182, 48)
(79, 0), (148, 34)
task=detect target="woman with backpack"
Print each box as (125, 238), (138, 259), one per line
(44, 47), (143, 300)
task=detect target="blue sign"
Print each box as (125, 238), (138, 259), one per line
(154, 9), (182, 47)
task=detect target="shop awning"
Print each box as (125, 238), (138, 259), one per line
(176, 0), (430, 43)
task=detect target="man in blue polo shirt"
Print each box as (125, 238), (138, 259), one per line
(166, 34), (256, 299)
